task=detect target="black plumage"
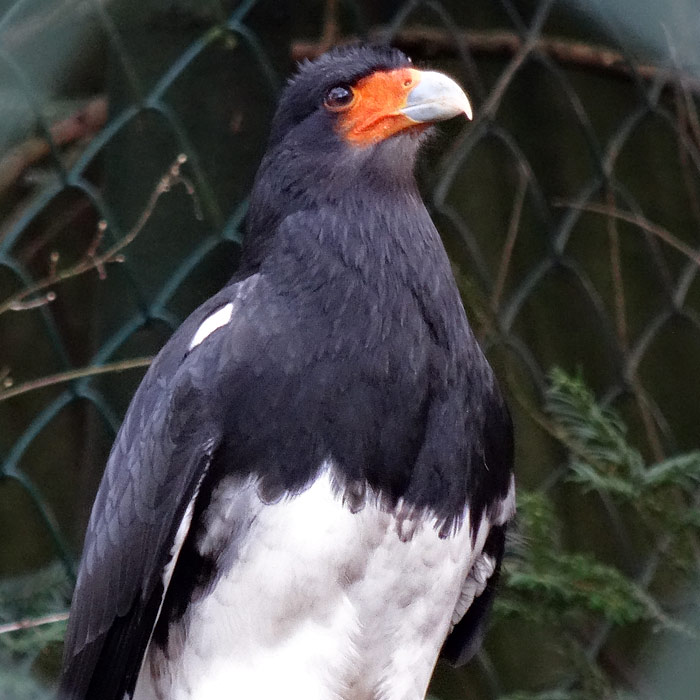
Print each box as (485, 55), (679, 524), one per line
(59, 44), (514, 700)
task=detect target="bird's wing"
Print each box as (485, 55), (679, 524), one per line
(58, 281), (257, 700)
(440, 523), (507, 666)
(440, 397), (515, 667)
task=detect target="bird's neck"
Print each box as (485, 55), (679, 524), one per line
(243, 188), (463, 365)
(242, 136), (424, 263)
(247, 172), (436, 283)
(245, 146), (434, 268)
(238, 139), (468, 353)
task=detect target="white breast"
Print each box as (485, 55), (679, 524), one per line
(133, 465), (485, 700)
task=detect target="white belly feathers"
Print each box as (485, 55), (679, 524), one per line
(133, 464), (487, 700)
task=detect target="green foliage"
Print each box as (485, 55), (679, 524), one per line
(0, 563), (70, 700)
(498, 493), (654, 632)
(548, 368), (700, 507)
(548, 368), (700, 552)
(505, 519), (649, 626)
(494, 369), (700, 697)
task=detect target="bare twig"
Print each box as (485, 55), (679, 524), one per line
(0, 153), (193, 316)
(6, 291), (56, 311)
(319, 0), (339, 51)
(554, 200), (700, 268)
(605, 188), (629, 351)
(292, 27), (700, 94)
(556, 198), (674, 460)
(12, 199), (93, 263)
(492, 169), (528, 310)
(629, 379), (665, 463)
(0, 356), (153, 403)
(674, 84), (700, 240)
(0, 611), (68, 635)
(0, 96), (107, 194)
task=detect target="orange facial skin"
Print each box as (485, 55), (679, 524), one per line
(334, 68), (428, 146)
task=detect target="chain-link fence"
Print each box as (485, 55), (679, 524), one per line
(1, 0), (699, 697)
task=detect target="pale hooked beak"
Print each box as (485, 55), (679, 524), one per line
(399, 70), (473, 123)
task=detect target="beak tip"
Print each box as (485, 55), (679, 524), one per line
(463, 100), (473, 121)
(401, 70), (474, 125)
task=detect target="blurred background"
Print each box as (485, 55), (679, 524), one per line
(1, 0), (700, 698)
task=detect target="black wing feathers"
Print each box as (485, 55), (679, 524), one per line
(440, 388), (514, 666)
(62, 579), (165, 700)
(57, 295), (233, 700)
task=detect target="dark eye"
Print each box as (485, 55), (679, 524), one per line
(324, 85), (354, 110)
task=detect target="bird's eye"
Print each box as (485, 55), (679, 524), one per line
(324, 85), (354, 110)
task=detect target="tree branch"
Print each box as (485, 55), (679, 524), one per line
(554, 199), (700, 268)
(292, 27), (700, 94)
(0, 356), (153, 403)
(0, 96), (107, 194)
(0, 153), (193, 316)
(0, 611), (68, 635)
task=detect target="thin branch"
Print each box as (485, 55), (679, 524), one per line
(554, 200), (700, 268)
(0, 97), (107, 195)
(0, 611), (68, 635)
(674, 81), (700, 242)
(292, 27), (700, 95)
(0, 153), (192, 316)
(605, 188), (629, 351)
(319, 0), (339, 51)
(492, 168), (528, 311)
(0, 356), (153, 403)
(629, 379), (665, 463)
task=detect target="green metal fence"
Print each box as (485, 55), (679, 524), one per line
(1, 0), (699, 697)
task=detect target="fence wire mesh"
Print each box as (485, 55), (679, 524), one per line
(1, 0), (699, 697)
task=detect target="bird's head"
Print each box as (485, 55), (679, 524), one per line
(269, 44), (471, 154)
(245, 44), (472, 263)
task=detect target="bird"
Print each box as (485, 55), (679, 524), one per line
(58, 44), (515, 700)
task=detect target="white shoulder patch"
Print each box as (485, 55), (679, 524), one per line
(189, 303), (234, 350)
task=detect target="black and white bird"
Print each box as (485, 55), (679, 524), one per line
(58, 44), (515, 700)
